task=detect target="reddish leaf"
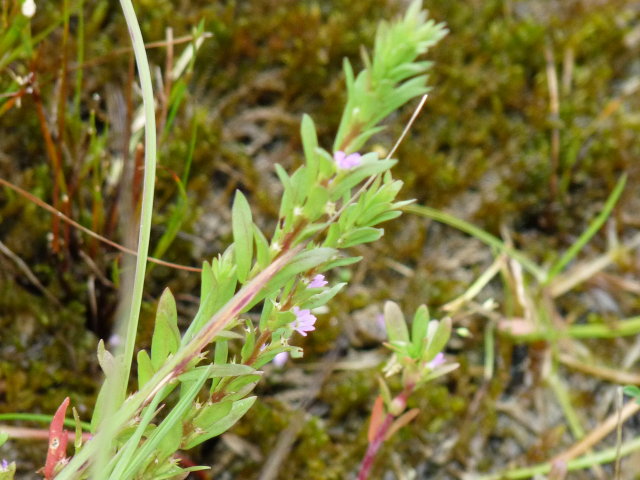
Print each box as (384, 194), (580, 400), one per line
(367, 395), (385, 443)
(384, 408), (420, 441)
(44, 397), (70, 479)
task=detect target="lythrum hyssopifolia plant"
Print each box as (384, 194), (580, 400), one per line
(0, 2), (453, 479)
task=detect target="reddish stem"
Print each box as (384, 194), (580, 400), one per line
(245, 329), (272, 366)
(357, 385), (414, 480)
(357, 413), (394, 480)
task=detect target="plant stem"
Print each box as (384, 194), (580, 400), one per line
(357, 385), (413, 480)
(56, 248), (298, 479)
(357, 413), (394, 480)
(245, 329), (272, 366)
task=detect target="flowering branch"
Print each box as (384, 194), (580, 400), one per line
(38, 2), (448, 479)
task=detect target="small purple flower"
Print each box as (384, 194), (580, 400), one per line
(334, 151), (362, 170)
(308, 274), (328, 289)
(427, 352), (446, 369)
(291, 306), (317, 336)
(273, 351), (289, 368)
(1, 459), (8, 471)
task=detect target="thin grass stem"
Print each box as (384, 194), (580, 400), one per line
(404, 204), (546, 281)
(477, 436), (640, 479)
(546, 174), (626, 282)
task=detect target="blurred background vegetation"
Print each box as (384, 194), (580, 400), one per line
(1, 0), (640, 478)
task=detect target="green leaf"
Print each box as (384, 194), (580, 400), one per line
(155, 414), (183, 462)
(315, 147), (336, 178)
(222, 375), (262, 401)
(200, 260), (214, 299)
(232, 190), (254, 283)
(623, 385), (640, 403)
(210, 340), (229, 391)
(107, 393), (166, 479)
(423, 317), (452, 363)
(153, 465), (210, 480)
(338, 227), (383, 248)
(178, 364), (256, 383)
(342, 125), (386, 154)
(384, 301), (409, 345)
(185, 259), (238, 343)
(214, 330), (243, 340)
(136, 349), (154, 389)
(268, 310), (296, 331)
(288, 346), (304, 359)
(192, 400), (233, 431)
(90, 379), (109, 433)
(301, 114), (319, 179)
(377, 377), (392, 407)
(184, 397), (257, 449)
(324, 223), (342, 248)
(366, 209), (402, 226)
(411, 305), (429, 358)
(330, 158), (397, 200)
(259, 299), (275, 331)
(420, 362), (460, 384)
(214, 340), (228, 365)
(121, 366), (211, 478)
(274, 163), (290, 188)
(151, 288), (181, 371)
(320, 255), (362, 271)
(254, 225), (271, 269)
(97, 339), (116, 377)
(303, 282), (346, 310)
(72, 407), (83, 450)
(279, 167), (315, 227)
(241, 321), (256, 363)
(333, 58), (356, 151)
(303, 185), (329, 222)
(299, 222), (330, 242)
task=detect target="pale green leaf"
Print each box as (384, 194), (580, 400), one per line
(192, 400), (233, 431)
(411, 305), (429, 357)
(339, 227), (383, 248)
(151, 288), (181, 370)
(301, 114), (319, 179)
(184, 397), (257, 449)
(384, 301), (409, 345)
(178, 364), (256, 383)
(136, 349), (154, 390)
(254, 225), (271, 269)
(423, 317), (452, 363)
(97, 339), (116, 377)
(303, 282), (346, 310)
(232, 190), (254, 283)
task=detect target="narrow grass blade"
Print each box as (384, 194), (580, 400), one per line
(404, 204), (545, 281)
(476, 436), (640, 479)
(546, 174), (626, 282)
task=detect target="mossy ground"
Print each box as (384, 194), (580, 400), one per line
(1, 0), (640, 478)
